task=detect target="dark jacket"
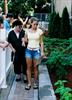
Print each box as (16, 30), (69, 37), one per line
(8, 29), (26, 53)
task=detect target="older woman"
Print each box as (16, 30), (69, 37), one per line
(24, 17), (45, 90)
(7, 19), (27, 82)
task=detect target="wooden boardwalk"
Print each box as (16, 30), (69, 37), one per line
(0, 64), (56, 100)
(7, 77), (38, 100)
(0, 66), (38, 100)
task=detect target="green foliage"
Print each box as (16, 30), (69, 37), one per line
(48, 7), (71, 39)
(0, 0), (4, 12)
(61, 92), (72, 100)
(35, 0), (51, 13)
(48, 12), (61, 38)
(48, 12), (56, 37)
(36, 0), (46, 8)
(27, 0), (36, 8)
(0, 0), (33, 17)
(54, 80), (72, 100)
(61, 7), (70, 39)
(44, 37), (72, 79)
(52, 13), (61, 38)
(8, 0), (33, 17)
(54, 80), (67, 87)
(0, 0), (51, 16)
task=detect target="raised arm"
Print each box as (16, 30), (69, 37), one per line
(18, 16), (28, 27)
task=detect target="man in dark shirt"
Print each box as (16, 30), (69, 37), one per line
(8, 19), (27, 82)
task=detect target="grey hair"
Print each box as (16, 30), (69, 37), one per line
(30, 17), (39, 23)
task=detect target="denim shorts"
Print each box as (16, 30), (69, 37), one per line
(25, 48), (41, 60)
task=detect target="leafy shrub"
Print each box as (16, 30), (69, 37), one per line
(54, 80), (72, 100)
(44, 37), (72, 79)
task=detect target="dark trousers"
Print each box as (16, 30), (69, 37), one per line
(11, 52), (14, 61)
(13, 52), (27, 75)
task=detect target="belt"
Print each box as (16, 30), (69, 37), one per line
(27, 47), (39, 51)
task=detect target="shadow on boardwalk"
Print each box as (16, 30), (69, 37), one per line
(0, 66), (38, 100)
(8, 78), (38, 100)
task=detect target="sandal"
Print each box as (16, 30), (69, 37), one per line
(16, 78), (21, 82)
(33, 83), (38, 89)
(16, 75), (21, 82)
(24, 79), (27, 83)
(25, 84), (31, 90)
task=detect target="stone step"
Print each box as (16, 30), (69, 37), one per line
(38, 64), (56, 100)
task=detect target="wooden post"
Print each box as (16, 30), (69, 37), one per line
(4, 0), (8, 15)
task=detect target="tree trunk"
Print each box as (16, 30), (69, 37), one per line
(4, 0), (8, 15)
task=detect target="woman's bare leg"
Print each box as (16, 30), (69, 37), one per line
(33, 59), (38, 82)
(26, 58), (32, 85)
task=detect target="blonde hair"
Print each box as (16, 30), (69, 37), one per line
(30, 17), (39, 23)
